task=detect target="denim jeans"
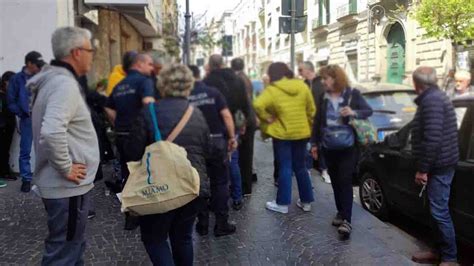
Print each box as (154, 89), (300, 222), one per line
(427, 168), (457, 262)
(140, 199), (199, 266)
(273, 139), (314, 205)
(19, 117), (32, 181)
(229, 147), (243, 203)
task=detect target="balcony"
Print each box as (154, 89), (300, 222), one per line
(312, 17), (328, 35)
(337, 0), (358, 24)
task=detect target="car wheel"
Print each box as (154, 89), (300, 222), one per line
(359, 172), (389, 220)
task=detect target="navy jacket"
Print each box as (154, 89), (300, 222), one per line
(311, 88), (373, 145)
(7, 67), (33, 118)
(411, 86), (459, 173)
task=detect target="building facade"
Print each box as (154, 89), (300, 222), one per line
(225, 0), (456, 85)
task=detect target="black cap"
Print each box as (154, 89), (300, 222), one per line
(25, 51), (45, 68)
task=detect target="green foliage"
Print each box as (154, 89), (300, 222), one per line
(412, 0), (474, 44)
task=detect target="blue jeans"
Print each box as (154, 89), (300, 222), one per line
(229, 148), (243, 203)
(19, 117), (32, 181)
(273, 139), (314, 205)
(427, 168), (457, 262)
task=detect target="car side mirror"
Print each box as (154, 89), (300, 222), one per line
(385, 133), (401, 149)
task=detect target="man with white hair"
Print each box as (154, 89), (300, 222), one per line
(410, 66), (459, 266)
(453, 70), (473, 98)
(27, 27), (100, 265)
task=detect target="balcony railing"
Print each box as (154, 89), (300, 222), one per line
(337, 0), (358, 19)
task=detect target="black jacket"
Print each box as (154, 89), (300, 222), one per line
(125, 97), (210, 197)
(203, 68), (251, 122)
(311, 88), (373, 145)
(305, 76), (325, 111)
(411, 87), (459, 173)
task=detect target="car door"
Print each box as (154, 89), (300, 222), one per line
(450, 103), (474, 244)
(381, 124), (428, 219)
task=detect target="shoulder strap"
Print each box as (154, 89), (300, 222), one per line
(148, 103), (162, 142)
(166, 106), (194, 142)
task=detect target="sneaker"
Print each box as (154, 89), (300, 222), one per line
(265, 201), (288, 214)
(332, 213), (344, 226)
(21, 181), (31, 193)
(0, 179), (7, 188)
(232, 200), (243, 211)
(296, 199), (311, 212)
(196, 223), (209, 236)
(337, 220), (352, 237)
(214, 222), (236, 237)
(87, 211), (96, 219)
(321, 170), (331, 184)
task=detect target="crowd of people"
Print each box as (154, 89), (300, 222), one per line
(0, 25), (470, 266)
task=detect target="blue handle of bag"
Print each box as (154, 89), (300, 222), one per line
(148, 103), (162, 142)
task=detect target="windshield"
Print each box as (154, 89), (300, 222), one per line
(363, 91), (417, 136)
(364, 91), (417, 114)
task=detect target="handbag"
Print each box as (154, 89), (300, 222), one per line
(322, 125), (355, 150)
(348, 91), (377, 146)
(121, 104), (200, 215)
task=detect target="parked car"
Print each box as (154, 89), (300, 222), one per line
(357, 95), (474, 245)
(354, 83), (417, 141)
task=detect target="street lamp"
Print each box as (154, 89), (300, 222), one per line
(365, 4), (387, 81)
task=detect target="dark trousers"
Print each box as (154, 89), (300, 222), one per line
(272, 138), (279, 183)
(42, 192), (91, 266)
(140, 199), (199, 266)
(19, 117), (32, 181)
(0, 126), (14, 175)
(207, 154), (230, 224)
(324, 147), (356, 223)
(427, 168), (457, 262)
(239, 129), (255, 195)
(115, 134), (130, 188)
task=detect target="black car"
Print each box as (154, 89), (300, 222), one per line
(354, 82), (417, 141)
(357, 96), (474, 245)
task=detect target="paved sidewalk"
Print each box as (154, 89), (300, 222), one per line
(0, 138), (422, 265)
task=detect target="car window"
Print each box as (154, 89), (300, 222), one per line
(364, 92), (416, 113)
(455, 107), (468, 129)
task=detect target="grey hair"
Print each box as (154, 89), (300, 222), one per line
(51, 27), (92, 60)
(455, 70), (471, 81)
(208, 54), (224, 71)
(301, 61), (315, 72)
(158, 64), (195, 97)
(413, 66), (437, 88)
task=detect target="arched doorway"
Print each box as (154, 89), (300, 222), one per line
(386, 23), (406, 84)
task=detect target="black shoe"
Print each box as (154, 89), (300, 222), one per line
(232, 201), (243, 211)
(214, 222), (236, 237)
(88, 211), (96, 219)
(124, 214), (140, 231)
(196, 223), (208, 236)
(21, 181), (31, 193)
(252, 173), (258, 182)
(2, 175), (17, 181)
(337, 220), (352, 238)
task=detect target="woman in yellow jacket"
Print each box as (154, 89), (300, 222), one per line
(254, 62), (316, 214)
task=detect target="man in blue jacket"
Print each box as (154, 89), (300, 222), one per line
(410, 67), (459, 266)
(7, 51), (45, 192)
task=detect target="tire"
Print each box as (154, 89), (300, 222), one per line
(359, 172), (389, 221)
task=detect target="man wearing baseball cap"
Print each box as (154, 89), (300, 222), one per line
(7, 50), (45, 192)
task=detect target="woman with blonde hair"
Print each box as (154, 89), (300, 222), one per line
(254, 62), (316, 214)
(125, 64), (210, 265)
(310, 64), (372, 238)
